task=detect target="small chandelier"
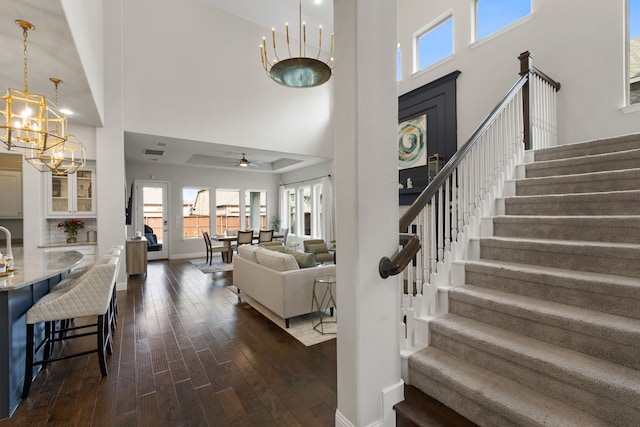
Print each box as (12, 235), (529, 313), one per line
(0, 20), (66, 153)
(26, 78), (85, 175)
(260, 0), (334, 88)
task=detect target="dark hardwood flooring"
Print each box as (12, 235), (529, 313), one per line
(2, 259), (472, 427)
(2, 260), (336, 426)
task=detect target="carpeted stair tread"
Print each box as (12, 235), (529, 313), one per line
(533, 134), (640, 162)
(409, 347), (607, 427)
(503, 189), (640, 215)
(478, 236), (640, 278)
(526, 148), (640, 177)
(464, 259), (640, 301)
(515, 168), (640, 195)
(430, 313), (640, 409)
(492, 215), (640, 243)
(448, 285), (640, 349)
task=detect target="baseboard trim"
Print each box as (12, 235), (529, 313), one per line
(335, 409), (355, 427)
(116, 280), (127, 291)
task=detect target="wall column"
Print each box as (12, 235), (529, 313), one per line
(97, 0), (127, 289)
(333, 1), (402, 426)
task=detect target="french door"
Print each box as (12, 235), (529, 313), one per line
(135, 180), (169, 260)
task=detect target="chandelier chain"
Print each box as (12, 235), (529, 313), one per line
(22, 26), (29, 93)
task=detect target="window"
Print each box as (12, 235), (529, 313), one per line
(183, 188), (210, 239)
(283, 180), (324, 239)
(216, 189), (240, 235)
(299, 186), (311, 236)
(244, 190), (267, 231)
(416, 15), (453, 72)
(286, 188), (296, 234)
(630, 0), (640, 104)
(475, 0), (530, 41)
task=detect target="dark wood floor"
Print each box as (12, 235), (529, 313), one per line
(2, 259), (336, 426)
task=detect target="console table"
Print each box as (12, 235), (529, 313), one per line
(126, 237), (147, 276)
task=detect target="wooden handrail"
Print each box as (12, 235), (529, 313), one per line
(379, 233), (420, 279)
(381, 51), (560, 278)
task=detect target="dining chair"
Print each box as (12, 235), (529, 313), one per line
(203, 230), (227, 264)
(237, 230), (254, 246)
(258, 229), (274, 243)
(203, 231), (213, 264)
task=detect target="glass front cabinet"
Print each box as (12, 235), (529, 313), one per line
(46, 163), (96, 217)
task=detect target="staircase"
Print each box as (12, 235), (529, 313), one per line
(405, 134), (640, 426)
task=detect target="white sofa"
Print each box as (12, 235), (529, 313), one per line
(233, 244), (336, 327)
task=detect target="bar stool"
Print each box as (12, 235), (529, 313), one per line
(22, 257), (119, 398)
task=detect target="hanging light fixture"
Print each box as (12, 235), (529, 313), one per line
(26, 78), (85, 175)
(260, 0), (334, 88)
(0, 20), (66, 153)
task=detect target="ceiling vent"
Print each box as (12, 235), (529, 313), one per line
(144, 149), (165, 156)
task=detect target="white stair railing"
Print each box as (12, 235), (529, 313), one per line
(380, 51), (561, 354)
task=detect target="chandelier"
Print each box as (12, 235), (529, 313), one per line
(260, 0), (334, 88)
(26, 78), (85, 175)
(0, 20), (67, 153)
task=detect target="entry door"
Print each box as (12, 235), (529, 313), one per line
(135, 180), (168, 260)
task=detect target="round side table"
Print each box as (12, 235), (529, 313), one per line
(312, 275), (337, 334)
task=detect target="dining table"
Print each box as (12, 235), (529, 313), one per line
(214, 234), (284, 263)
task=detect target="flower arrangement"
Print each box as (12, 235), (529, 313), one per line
(58, 219), (85, 243)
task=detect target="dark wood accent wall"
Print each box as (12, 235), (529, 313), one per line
(399, 70), (460, 205)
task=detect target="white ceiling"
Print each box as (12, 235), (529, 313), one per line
(0, 0), (334, 173)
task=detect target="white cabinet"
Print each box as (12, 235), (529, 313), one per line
(43, 245), (97, 271)
(0, 169), (22, 218)
(46, 163), (96, 217)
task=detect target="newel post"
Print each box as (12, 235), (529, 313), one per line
(518, 51), (533, 151)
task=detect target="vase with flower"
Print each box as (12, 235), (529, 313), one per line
(58, 219), (85, 244)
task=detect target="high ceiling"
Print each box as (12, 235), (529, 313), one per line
(0, 0), (334, 173)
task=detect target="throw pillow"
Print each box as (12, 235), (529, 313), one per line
(263, 244), (287, 253)
(306, 242), (328, 254)
(288, 250), (317, 268)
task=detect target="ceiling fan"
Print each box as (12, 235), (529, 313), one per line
(233, 153), (262, 168)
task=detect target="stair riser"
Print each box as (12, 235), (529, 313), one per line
(493, 219), (640, 244)
(464, 266), (640, 319)
(534, 137), (640, 161)
(479, 240), (640, 279)
(448, 298), (640, 370)
(516, 175), (640, 196)
(429, 330), (640, 425)
(408, 369), (517, 427)
(504, 196), (640, 216)
(526, 154), (640, 178)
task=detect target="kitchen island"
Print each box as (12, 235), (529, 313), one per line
(0, 250), (83, 419)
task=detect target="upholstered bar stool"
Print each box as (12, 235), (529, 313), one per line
(51, 247), (122, 330)
(22, 257), (119, 398)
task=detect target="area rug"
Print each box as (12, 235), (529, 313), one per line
(226, 285), (336, 347)
(190, 256), (233, 274)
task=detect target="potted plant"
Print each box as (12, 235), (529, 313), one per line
(58, 219), (85, 243)
(271, 215), (281, 232)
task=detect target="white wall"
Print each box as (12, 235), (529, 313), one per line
(398, 0), (640, 146)
(122, 0), (334, 159)
(125, 160), (280, 258)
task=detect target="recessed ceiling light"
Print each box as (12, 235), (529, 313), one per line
(60, 108), (74, 116)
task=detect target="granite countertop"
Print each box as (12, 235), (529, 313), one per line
(0, 250), (83, 291)
(39, 242), (98, 249)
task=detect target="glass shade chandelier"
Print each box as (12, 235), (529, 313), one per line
(25, 78), (85, 175)
(0, 20), (67, 154)
(260, 0), (334, 88)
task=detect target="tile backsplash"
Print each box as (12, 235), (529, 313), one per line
(44, 218), (98, 245)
